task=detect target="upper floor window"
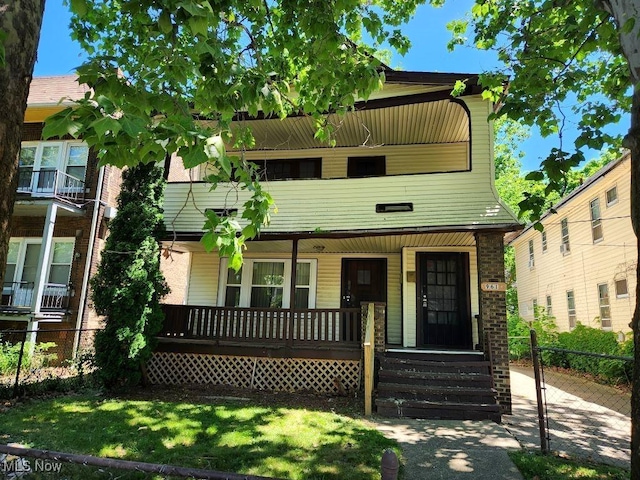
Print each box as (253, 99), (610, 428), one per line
(528, 239), (535, 268)
(541, 231), (547, 253)
(606, 186), (618, 207)
(597, 283), (612, 329)
(590, 198), (603, 242)
(255, 158), (321, 181)
(347, 156), (385, 178)
(220, 258), (316, 309)
(566, 290), (576, 329)
(18, 142), (88, 194)
(560, 218), (570, 254)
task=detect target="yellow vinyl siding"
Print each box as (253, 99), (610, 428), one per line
(186, 253), (220, 305)
(183, 251), (405, 344)
(386, 255), (402, 344)
(513, 156), (635, 333)
(221, 143), (469, 178)
(164, 96), (516, 234)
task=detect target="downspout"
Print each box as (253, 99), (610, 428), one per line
(72, 165), (105, 356)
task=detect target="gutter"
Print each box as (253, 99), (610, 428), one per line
(73, 165), (106, 356)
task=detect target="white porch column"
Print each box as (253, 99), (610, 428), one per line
(25, 318), (38, 346)
(32, 202), (58, 315)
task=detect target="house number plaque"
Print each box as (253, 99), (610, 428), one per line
(481, 282), (507, 292)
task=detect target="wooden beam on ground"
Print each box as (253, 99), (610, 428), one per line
(0, 444), (283, 480)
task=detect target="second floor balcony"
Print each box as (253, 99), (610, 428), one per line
(17, 168), (85, 204)
(1, 281), (71, 314)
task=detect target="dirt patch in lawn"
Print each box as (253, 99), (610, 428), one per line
(120, 383), (365, 415)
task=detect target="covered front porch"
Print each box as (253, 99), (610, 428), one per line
(150, 231), (512, 414)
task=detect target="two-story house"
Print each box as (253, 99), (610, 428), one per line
(1, 76), (121, 355)
(511, 152), (635, 335)
(152, 70), (521, 420)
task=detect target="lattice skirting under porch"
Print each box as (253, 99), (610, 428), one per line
(146, 352), (362, 394)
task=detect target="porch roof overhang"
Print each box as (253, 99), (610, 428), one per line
(162, 226), (521, 254)
(195, 72), (480, 152)
(13, 198), (86, 217)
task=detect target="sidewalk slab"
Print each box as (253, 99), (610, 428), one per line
(370, 418), (524, 480)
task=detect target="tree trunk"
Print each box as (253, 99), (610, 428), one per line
(0, 0), (46, 287)
(628, 85), (640, 480)
(599, 1), (640, 476)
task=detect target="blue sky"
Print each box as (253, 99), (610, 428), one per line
(34, 1), (629, 172)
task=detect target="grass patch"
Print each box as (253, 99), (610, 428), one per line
(0, 393), (398, 479)
(509, 451), (630, 480)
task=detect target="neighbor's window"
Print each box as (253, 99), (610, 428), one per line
(18, 142), (89, 192)
(541, 231), (547, 253)
(590, 198), (603, 242)
(606, 186), (618, 207)
(615, 278), (629, 298)
(528, 239), (535, 268)
(220, 258), (317, 309)
(546, 295), (553, 317)
(597, 283), (612, 329)
(560, 218), (570, 253)
(566, 290), (576, 329)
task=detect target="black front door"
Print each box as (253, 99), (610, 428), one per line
(417, 252), (472, 349)
(341, 258), (387, 343)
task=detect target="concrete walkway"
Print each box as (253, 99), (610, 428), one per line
(371, 418), (524, 479)
(505, 365), (631, 468)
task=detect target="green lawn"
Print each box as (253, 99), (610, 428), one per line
(509, 451), (630, 480)
(0, 393), (398, 479)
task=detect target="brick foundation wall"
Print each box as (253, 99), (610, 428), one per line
(476, 232), (512, 414)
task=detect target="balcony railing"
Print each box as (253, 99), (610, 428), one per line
(1, 281), (70, 311)
(17, 168), (85, 203)
(160, 304), (361, 348)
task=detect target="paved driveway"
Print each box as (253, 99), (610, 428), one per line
(505, 364), (631, 469)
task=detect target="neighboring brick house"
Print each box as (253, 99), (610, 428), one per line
(0, 76), (122, 354)
(154, 70), (522, 419)
(510, 152), (634, 335)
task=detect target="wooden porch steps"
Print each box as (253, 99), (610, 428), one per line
(375, 351), (501, 422)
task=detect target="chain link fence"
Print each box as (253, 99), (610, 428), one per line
(530, 331), (632, 468)
(0, 328), (100, 398)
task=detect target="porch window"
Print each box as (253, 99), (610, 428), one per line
(597, 283), (611, 329)
(347, 156), (385, 178)
(250, 261), (285, 308)
(255, 158), (321, 180)
(219, 258), (316, 308)
(546, 295), (552, 317)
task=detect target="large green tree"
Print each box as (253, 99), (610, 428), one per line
(445, 0), (640, 474)
(0, 0), (45, 288)
(44, 0), (427, 268)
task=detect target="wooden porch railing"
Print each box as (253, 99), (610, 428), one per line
(159, 305), (361, 347)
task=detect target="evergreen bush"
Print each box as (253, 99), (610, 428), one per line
(90, 163), (168, 388)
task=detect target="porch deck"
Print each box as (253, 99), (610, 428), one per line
(157, 304), (362, 359)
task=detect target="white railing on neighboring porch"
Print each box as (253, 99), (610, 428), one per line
(1, 282), (70, 311)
